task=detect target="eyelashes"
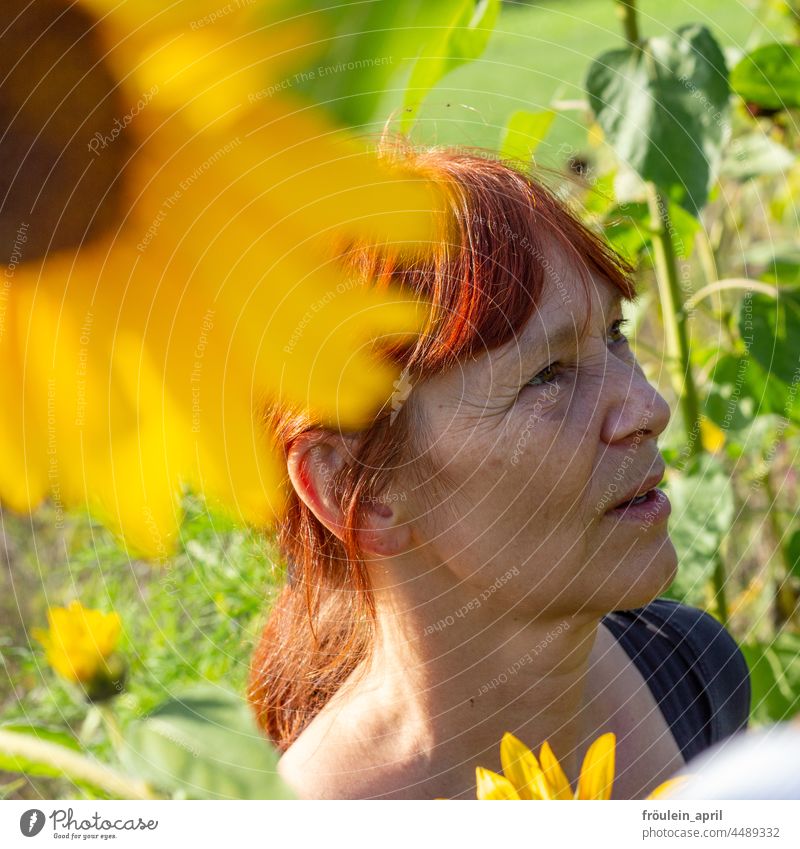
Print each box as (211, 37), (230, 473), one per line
(525, 318), (630, 388)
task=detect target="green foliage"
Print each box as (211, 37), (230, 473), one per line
(0, 725), (81, 779)
(401, 0), (500, 131)
(121, 687), (293, 800)
(721, 133), (795, 181)
(741, 289), (800, 390)
(741, 633), (800, 724)
(730, 43), (800, 110)
(603, 200), (699, 262)
(664, 455), (734, 606)
(585, 24), (730, 213)
(283, 1), (470, 127)
(499, 109), (555, 163)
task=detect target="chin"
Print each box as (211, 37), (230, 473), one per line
(605, 535), (679, 612)
(628, 537), (679, 609)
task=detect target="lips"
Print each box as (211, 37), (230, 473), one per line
(607, 467), (666, 512)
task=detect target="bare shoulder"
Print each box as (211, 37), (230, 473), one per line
(276, 702), (435, 800)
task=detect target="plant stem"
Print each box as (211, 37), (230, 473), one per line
(614, 0), (728, 621)
(684, 278), (780, 312)
(761, 465), (800, 625)
(0, 729), (156, 800)
(615, 1), (640, 46)
(645, 184), (703, 459)
(97, 704), (125, 756)
(712, 553), (730, 624)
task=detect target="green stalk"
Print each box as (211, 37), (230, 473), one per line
(613, 0), (729, 621)
(0, 728), (156, 799)
(615, 1), (640, 46)
(761, 468), (800, 625)
(645, 183), (703, 460)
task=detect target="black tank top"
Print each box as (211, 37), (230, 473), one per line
(601, 597), (751, 764)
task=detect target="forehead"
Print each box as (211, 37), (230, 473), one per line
(505, 246), (625, 361)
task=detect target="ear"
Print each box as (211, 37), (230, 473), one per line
(286, 430), (411, 558)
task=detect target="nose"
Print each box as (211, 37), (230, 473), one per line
(599, 358), (671, 445)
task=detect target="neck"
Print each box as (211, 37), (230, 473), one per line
(341, 562), (604, 798)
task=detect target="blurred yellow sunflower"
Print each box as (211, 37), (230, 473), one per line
(473, 731), (685, 800)
(1, 0), (439, 556)
(32, 601), (124, 698)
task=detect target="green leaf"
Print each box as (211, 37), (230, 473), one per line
(402, 0), (500, 131)
(664, 455), (734, 605)
(602, 201), (699, 262)
(121, 686), (295, 800)
(741, 632), (800, 724)
(706, 352), (796, 428)
(730, 43), (800, 110)
(721, 132), (795, 181)
(740, 288), (800, 389)
(276, 1), (465, 128)
(499, 110), (555, 163)
(585, 24), (730, 214)
(743, 242), (800, 286)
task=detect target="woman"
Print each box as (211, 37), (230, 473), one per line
(248, 144), (750, 800)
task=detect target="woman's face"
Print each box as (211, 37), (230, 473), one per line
(396, 250), (677, 618)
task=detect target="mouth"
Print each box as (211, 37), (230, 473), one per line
(603, 468), (671, 523)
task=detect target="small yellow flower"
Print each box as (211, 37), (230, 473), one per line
(32, 601), (124, 697)
(699, 415), (726, 454)
(474, 732), (683, 800)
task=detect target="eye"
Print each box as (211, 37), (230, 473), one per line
(525, 318), (629, 389)
(527, 361), (561, 387)
(609, 317), (630, 344)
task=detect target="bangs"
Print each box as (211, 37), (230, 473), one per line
(334, 145), (637, 380)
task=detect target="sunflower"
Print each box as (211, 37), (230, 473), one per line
(1, 0), (439, 556)
(473, 731), (686, 800)
(32, 601), (125, 699)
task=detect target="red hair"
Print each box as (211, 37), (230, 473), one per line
(247, 143), (636, 752)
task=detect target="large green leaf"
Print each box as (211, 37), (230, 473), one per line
(664, 455), (734, 605)
(121, 686), (294, 800)
(739, 288), (800, 389)
(401, 0), (500, 131)
(499, 109), (555, 163)
(706, 351), (797, 429)
(281, 1), (467, 128)
(730, 43), (800, 110)
(741, 632), (800, 724)
(721, 132), (795, 181)
(585, 24), (729, 213)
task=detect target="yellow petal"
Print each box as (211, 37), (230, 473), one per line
(576, 732), (616, 800)
(647, 775), (691, 799)
(499, 732), (553, 800)
(539, 740), (574, 800)
(475, 767), (521, 800)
